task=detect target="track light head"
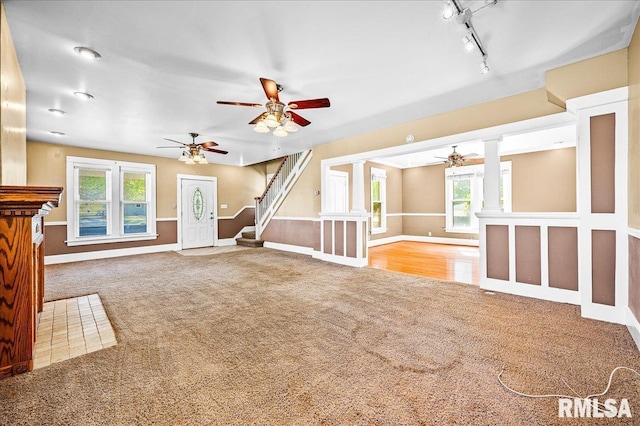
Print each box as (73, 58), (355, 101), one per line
(442, 0), (456, 20)
(480, 58), (490, 75)
(462, 33), (475, 52)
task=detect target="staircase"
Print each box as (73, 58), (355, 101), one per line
(254, 150), (313, 240)
(236, 231), (264, 248)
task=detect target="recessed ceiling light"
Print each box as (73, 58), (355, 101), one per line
(48, 108), (67, 116)
(50, 131), (66, 136)
(73, 91), (94, 100)
(73, 46), (101, 60)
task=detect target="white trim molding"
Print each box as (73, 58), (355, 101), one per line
(627, 308), (640, 352)
(264, 241), (314, 256)
(218, 205), (255, 220)
(270, 216), (319, 221)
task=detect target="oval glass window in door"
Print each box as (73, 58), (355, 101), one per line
(192, 187), (205, 221)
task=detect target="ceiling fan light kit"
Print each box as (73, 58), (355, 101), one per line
(438, 145), (479, 168)
(217, 77), (330, 138)
(158, 132), (227, 164)
(441, 0), (500, 75)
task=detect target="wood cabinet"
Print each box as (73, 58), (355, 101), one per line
(0, 186), (63, 379)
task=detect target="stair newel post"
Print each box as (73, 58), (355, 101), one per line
(254, 196), (262, 240)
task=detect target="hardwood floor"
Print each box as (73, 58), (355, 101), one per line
(368, 241), (480, 285)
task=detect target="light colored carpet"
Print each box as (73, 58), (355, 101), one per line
(0, 248), (638, 425)
(176, 245), (251, 256)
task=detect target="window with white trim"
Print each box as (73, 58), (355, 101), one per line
(66, 157), (157, 246)
(371, 167), (387, 234)
(445, 162), (511, 233)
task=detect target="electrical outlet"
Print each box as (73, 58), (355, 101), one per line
(221, 204), (228, 209)
(428, 232), (432, 237)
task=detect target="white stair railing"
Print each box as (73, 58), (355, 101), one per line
(254, 150), (312, 239)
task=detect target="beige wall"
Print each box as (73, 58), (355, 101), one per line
(399, 147), (576, 239)
(504, 147), (576, 212)
(26, 141), (266, 222)
(0, 4), (26, 185)
(630, 19), (640, 230)
(546, 49), (628, 104)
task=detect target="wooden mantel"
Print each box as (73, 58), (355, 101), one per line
(0, 185), (63, 378)
(0, 185), (63, 215)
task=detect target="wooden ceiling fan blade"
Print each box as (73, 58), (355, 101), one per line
(217, 101), (263, 107)
(288, 98), (330, 109)
(289, 111), (311, 127)
(465, 158), (485, 165)
(163, 138), (187, 145)
(200, 141), (219, 148)
(249, 113), (266, 125)
(260, 77), (280, 102)
(204, 147), (228, 155)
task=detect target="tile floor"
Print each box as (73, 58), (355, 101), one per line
(33, 294), (117, 370)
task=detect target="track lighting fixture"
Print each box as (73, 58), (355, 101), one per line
(441, 0), (500, 74)
(480, 57), (490, 75)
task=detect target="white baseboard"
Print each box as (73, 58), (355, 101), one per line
(45, 243), (180, 265)
(580, 304), (626, 325)
(368, 235), (479, 247)
(368, 235), (405, 247)
(312, 251), (368, 267)
(264, 241), (314, 256)
(627, 308), (640, 352)
(480, 278), (581, 305)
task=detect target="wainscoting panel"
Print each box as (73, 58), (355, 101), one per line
(591, 230), (617, 306)
(515, 225), (541, 285)
(548, 226), (578, 291)
(486, 225), (509, 281)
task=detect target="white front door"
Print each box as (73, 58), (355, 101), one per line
(327, 170), (349, 213)
(180, 177), (216, 249)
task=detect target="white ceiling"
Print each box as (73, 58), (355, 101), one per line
(4, 1), (639, 166)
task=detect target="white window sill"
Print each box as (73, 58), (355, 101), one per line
(66, 234), (158, 247)
(371, 228), (387, 235)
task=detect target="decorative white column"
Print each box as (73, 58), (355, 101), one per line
(351, 160), (367, 213)
(482, 137), (503, 213)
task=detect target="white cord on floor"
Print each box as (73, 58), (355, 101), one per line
(498, 365), (640, 408)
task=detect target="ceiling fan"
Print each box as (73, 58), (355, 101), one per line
(436, 145), (479, 167)
(217, 77), (330, 137)
(157, 132), (228, 164)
